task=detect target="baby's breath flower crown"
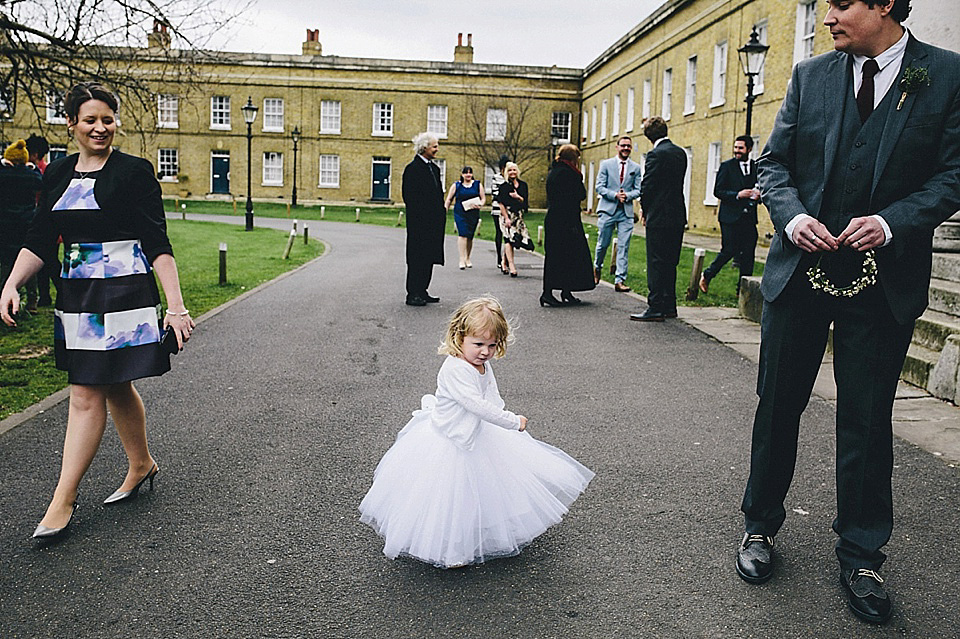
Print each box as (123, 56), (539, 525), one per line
(806, 250), (878, 298)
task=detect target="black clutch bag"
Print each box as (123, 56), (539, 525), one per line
(160, 326), (181, 355)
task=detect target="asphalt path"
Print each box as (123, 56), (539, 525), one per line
(1, 215), (958, 638)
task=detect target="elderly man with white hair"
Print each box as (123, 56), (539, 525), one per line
(401, 132), (446, 306)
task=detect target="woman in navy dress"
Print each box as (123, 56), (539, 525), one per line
(444, 166), (485, 270)
(0, 82), (194, 539)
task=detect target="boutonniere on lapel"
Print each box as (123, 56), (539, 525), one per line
(897, 66), (931, 110)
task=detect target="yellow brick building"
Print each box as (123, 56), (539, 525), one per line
(580, 0), (832, 237)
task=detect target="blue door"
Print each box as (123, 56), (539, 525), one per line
(212, 153), (230, 194)
(371, 160), (391, 200)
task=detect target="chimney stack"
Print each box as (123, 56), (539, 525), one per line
(147, 20), (171, 50)
(302, 28), (322, 56)
(454, 32), (474, 64)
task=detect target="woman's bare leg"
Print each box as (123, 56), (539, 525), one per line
(106, 382), (155, 492)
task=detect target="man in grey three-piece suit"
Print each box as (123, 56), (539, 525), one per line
(735, 0), (960, 625)
(594, 135), (642, 291)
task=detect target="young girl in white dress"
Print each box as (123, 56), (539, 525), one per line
(359, 297), (594, 568)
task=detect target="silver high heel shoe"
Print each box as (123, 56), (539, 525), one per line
(103, 463), (159, 505)
(33, 499), (79, 540)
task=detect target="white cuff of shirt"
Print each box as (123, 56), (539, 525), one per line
(784, 213), (892, 246)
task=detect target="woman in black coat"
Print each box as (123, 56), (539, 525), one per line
(541, 144), (596, 306)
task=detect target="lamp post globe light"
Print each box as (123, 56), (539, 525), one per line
(241, 96), (259, 231)
(738, 27), (769, 138)
(291, 125), (301, 208)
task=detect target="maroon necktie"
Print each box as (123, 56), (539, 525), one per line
(619, 161), (625, 183)
(857, 59), (880, 123)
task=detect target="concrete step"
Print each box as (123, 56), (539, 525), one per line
(901, 342), (940, 389)
(928, 277), (960, 317)
(933, 219), (960, 252)
(932, 253), (960, 281)
(913, 309), (960, 351)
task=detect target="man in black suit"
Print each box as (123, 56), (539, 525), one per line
(630, 116), (687, 322)
(401, 133), (445, 306)
(699, 135), (760, 296)
(736, 0), (960, 624)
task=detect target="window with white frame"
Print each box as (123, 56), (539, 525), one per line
(320, 100), (341, 134)
(750, 135), (761, 162)
(684, 56), (697, 115)
(612, 94), (621, 136)
(486, 108), (506, 141)
(711, 42), (727, 107)
(432, 158), (446, 188)
(662, 69), (673, 120)
(50, 146), (67, 162)
(427, 105), (448, 138)
(642, 79), (652, 119)
(0, 88), (12, 120)
(484, 165), (496, 194)
(158, 148), (179, 181)
(157, 94), (178, 128)
(263, 98), (284, 132)
(46, 90), (66, 124)
(626, 88), (635, 132)
(551, 112), (571, 143)
(582, 109), (589, 141)
(704, 142), (722, 205)
(590, 106), (597, 142)
(754, 20), (769, 94)
(372, 102), (393, 136)
(263, 151), (283, 185)
(319, 154), (340, 187)
(600, 100), (608, 139)
(683, 147), (693, 219)
(794, 1), (817, 65)
(210, 95), (231, 129)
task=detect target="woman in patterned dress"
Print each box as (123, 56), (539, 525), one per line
(0, 82), (194, 539)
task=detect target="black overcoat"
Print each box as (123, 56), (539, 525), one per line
(542, 162), (596, 292)
(401, 156), (445, 266)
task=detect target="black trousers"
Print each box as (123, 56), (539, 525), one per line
(492, 213), (504, 266)
(645, 226), (684, 314)
(405, 259), (434, 299)
(741, 271), (914, 571)
(703, 219), (757, 292)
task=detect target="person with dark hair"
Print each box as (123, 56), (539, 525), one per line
(699, 135), (760, 296)
(594, 135), (642, 292)
(630, 116), (687, 322)
(0, 140), (43, 312)
(0, 81), (194, 540)
(25, 133), (58, 306)
(540, 144), (595, 306)
(444, 165), (485, 270)
(735, 0), (959, 624)
(490, 155), (509, 272)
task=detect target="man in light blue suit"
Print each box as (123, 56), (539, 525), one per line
(594, 136), (642, 292)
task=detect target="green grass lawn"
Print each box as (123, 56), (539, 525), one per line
(167, 199), (761, 308)
(0, 220), (322, 420)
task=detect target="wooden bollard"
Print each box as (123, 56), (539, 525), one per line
(292, 219), (298, 234)
(303, 224), (309, 245)
(181, 202), (186, 221)
(355, 207), (360, 222)
(232, 199), (237, 214)
(538, 225), (544, 244)
(320, 205), (326, 219)
(397, 210), (404, 226)
(686, 248), (706, 301)
(218, 242), (227, 285)
(610, 238), (618, 274)
(286, 203), (291, 217)
(281, 229), (296, 259)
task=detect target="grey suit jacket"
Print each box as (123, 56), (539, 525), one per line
(758, 34), (960, 324)
(595, 156), (641, 216)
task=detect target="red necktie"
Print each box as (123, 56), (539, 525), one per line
(857, 59), (880, 123)
(619, 162), (625, 183)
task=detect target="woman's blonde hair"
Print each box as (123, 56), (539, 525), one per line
(438, 297), (512, 359)
(503, 161), (520, 178)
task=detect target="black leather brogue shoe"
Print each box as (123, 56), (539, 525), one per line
(840, 569), (892, 624)
(735, 533), (774, 584)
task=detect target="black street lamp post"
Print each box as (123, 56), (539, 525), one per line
(738, 27), (769, 138)
(291, 125), (301, 208)
(241, 96), (259, 230)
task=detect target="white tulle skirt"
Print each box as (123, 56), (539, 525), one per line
(359, 400), (595, 568)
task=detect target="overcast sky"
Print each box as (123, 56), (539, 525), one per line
(207, 0), (665, 68)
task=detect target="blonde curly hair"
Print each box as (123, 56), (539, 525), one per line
(438, 297), (512, 359)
